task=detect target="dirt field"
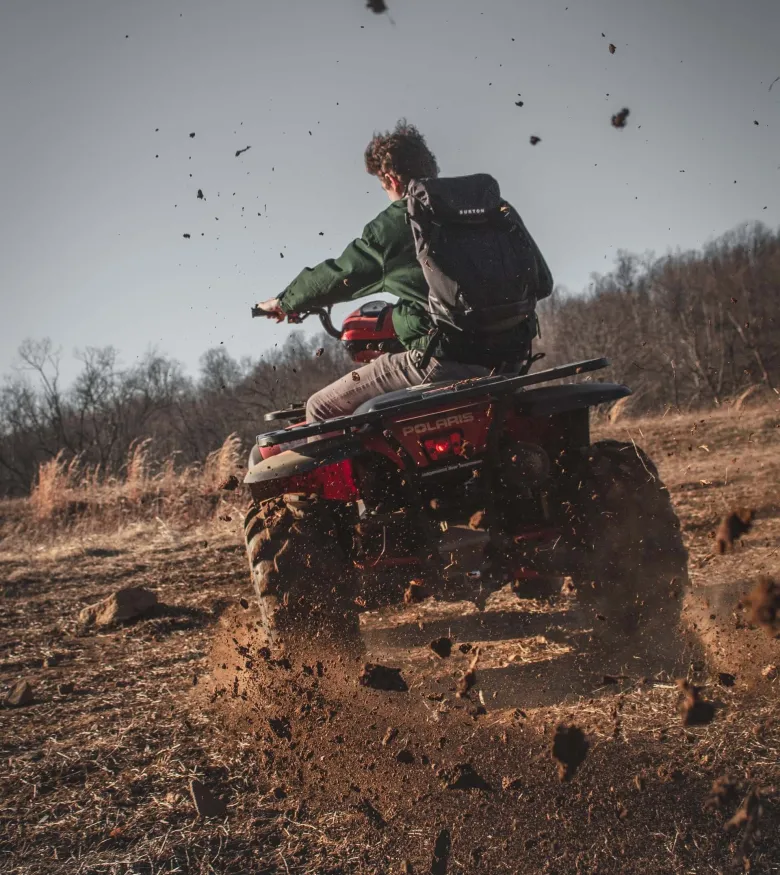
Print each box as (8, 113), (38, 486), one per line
(1, 402), (778, 874)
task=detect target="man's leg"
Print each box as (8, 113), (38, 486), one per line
(306, 351), (489, 422)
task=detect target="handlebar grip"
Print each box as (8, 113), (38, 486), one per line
(251, 305), (264, 318)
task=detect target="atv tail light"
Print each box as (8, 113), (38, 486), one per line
(423, 431), (463, 461)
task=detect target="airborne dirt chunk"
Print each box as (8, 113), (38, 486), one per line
(677, 679), (716, 726)
(704, 775), (740, 811)
(468, 510), (486, 530)
(611, 108), (630, 129)
(356, 797), (386, 829)
(724, 789), (761, 833)
(382, 727), (398, 747)
(429, 637), (452, 659)
(189, 778), (227, 818)
(359, 663), (408, 692)
(745, 576), (779, 636)
(403, 580), (425, 605)
(5, 680), (34, 707)
(439, 762), (492, 791)
(431, 827), (451, 875)
(456, 668), (476, 697)
(715, 508), (754, 554)
(551, 724), (589, 781)
(219, 474), (240, 491)
(79, 586), (157, 627)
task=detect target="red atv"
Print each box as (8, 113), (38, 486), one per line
(242, 302), (687, 658)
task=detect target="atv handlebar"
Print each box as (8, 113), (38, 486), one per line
(251, 304), (342, 340)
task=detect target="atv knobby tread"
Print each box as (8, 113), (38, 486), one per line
(244, 495), (362, 654)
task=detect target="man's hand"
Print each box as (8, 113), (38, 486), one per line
(252, 297), (286, 322)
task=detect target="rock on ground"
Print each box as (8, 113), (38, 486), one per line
(79, 586), (158, 627)
(5, 680), (34, 707)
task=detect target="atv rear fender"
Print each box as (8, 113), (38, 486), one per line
(244, 436), (361, 503)
(244, 379), (630, 502)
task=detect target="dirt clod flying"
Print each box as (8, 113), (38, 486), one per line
(551, 724), (588, 781)
(677, 679), (715, 726)
(429, 637), (452, 658)
(431, 827), (451, 875)
(744, 576), (779, 636)
(359, 663), (408, 692)
(715, 508), (754, 554)
(704, 775), (740, 811)
(189, 778), (227, 818)
(439, 762), (491, 791)
(611, 108), (630, 129)
(404, 580), (425, 605)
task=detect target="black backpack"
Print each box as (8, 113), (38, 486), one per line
(406, 174), (547, 361)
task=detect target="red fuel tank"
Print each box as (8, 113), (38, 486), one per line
(341, 301), (404, 363)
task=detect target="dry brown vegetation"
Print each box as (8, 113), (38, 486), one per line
(0, 400), (777, 873)
(1, 434), (245, 542)
(540, 221), (780, 413)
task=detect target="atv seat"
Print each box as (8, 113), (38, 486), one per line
(353, 374), (511, 415)
(256, 358), (613, 448)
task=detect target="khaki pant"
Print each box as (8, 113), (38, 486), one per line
(306, 350), (489, 422)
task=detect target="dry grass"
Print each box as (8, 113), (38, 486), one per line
(13, 435), (247, 546)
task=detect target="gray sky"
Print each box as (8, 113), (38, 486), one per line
(1, 0), (778, 384)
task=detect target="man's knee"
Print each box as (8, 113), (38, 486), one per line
(306, 388), (329, 423)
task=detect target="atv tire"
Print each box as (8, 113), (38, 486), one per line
(562, 439), (688, 657)
(244, 494), (363, 658)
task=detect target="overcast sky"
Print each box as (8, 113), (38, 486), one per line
(1, 0), (778, 384)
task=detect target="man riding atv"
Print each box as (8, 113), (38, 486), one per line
(253, 119), (554, 421)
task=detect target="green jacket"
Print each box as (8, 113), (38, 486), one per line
(278, 198), (553, 364)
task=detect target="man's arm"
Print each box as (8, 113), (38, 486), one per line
(277, 224), (385, 315)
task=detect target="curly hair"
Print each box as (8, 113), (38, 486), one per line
(364, 119), (439, 185)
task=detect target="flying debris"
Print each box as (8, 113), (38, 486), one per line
(366, 0), (388, 12)
(235, 145), (252, 157)
(611, 108), (630, 129)
(529, 135), (541, 145)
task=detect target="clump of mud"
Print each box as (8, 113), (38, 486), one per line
(551, 724), (588, 781)
(745, 576), (779, 637)
(359, 663), (408, 692)
(429, 637), (452, 659)
(714, 508), (754, 554)
(677, 679), (716, 726)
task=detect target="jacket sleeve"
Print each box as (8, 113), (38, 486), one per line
(278, 223), (385, 314)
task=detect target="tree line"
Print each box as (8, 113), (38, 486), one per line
(0, 333), (350, 497)
(538, 221), (780, 411)
(1, 220), (778, 497)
